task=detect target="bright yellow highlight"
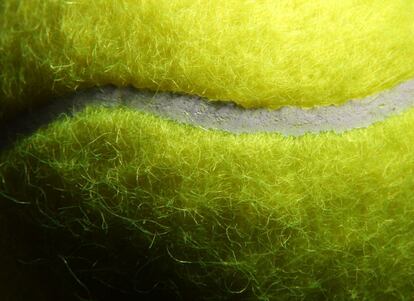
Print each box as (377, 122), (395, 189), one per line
(1, 0), (414, 119)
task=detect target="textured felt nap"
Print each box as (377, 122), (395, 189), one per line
(2, 106), (414, 300)
(2, 1), (414, 300)
(1, 0), (414, 120)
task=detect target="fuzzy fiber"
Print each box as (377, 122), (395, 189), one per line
(2, 1), (414, 300)
(1, 0), (414, 121)
(2, 106), (414, 300)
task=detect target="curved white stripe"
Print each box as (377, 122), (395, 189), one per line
(1, 79), (414, 150)
(87, 79), (414, 136)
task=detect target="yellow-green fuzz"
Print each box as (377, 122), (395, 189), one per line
(1, 0), (414, 117)
(3, 107), (414, 300)
(2, 1), (414, 300)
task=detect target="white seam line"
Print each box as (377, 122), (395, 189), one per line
(118, 79), (414, 136)
(1, 79), (414, 150)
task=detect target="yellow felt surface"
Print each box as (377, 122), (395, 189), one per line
(1, 0), (414, 118)
(2, 1), (414, 299)
(2, 106), (414, 299)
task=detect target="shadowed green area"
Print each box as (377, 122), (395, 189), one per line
(2, 106), (414, 300)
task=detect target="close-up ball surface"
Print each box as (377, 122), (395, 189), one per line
(1, 1), (414, 301)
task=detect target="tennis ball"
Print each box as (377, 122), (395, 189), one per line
(1, 1), (414, 301)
